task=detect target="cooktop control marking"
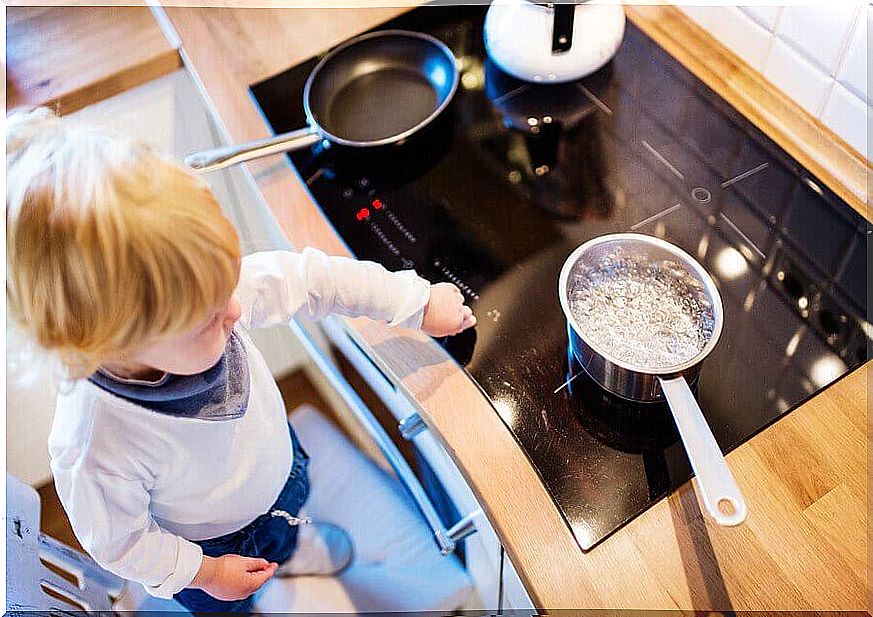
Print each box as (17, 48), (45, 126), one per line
(434, 259), (479, 300)
(493, 84), (528, 105)
(576, 83), (613, 116)
(720, 162), (769, 188)
(305, 168), (325, 186)
(719, 212), (766, 260)
(368, 220), (401, 257)
(630, 202), (682, 230)
(553, 371), (583, 394)
(691, 187), (712, 203)
(641, 140), (685, 181)
(382, 207), (417, 243)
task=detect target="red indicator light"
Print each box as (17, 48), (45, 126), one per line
(372, 199), (383, 210)
(356, 207), (370, 221)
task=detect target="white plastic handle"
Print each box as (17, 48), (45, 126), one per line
(659, 376), (747, 526)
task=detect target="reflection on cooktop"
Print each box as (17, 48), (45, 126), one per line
(251, 4), (870, 552)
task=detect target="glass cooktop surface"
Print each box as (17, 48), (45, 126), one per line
(251, 5), (870, 551)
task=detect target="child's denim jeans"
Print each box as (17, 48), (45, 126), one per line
(174, 423), (310, 614)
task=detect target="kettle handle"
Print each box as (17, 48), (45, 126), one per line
(552, 2), (575, 53)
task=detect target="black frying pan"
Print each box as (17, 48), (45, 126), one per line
(185, 30), (459, 173)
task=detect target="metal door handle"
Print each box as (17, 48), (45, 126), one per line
(399, 413), (428, 440)
(447, 508), (482, 544)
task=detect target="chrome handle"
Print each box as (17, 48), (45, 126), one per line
(399, 413), (428, 440)
(447, 508), (482, 544)
(287, 319), (457, 555)
(184, 127), (322, 173)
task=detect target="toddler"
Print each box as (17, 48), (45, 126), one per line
(6, 108), (476, 613)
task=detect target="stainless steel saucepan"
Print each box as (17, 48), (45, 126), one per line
(558, 233), (747, 526)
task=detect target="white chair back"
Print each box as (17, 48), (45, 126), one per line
(7, 474), (137, 613)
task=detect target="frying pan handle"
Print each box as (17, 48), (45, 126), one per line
(184, 127), (322, 173)
(659, 376), (747, 526)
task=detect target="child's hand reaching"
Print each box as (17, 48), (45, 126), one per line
(190, 554), (278, 601)
(422, 283), (477, 337)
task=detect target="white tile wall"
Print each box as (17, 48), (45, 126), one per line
(710, 7), (774, 71)
(777, 4), (859, 73)
(822, 82), (869, 155)
(764, 38), (833, 115)
(680, 3), (870, 161)
(837, 8), (868, 99)
(743, 5), (781, 31)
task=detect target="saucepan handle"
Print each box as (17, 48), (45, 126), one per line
(659, 376), (747, 526)
(184, 126), (322, 173)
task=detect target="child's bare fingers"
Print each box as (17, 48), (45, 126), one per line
(462, 305), (473, 317)
(247, 567), (274, 581)
(247, 564), (277, 589)
(241, 557), (272, 572)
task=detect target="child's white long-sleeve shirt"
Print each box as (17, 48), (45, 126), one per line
(48, 249), (430, 599)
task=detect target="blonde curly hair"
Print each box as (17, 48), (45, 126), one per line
(6, 108), (241, 378)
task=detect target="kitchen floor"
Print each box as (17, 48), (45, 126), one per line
(36, 357), (400, 553)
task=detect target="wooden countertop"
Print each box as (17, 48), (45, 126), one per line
(12, 4), (868, 611)
(6, 6), (181, 115)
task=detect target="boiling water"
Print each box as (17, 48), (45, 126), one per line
(567, 249), (716, 370)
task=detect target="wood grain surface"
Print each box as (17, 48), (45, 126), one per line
(6, 6), (181, 115)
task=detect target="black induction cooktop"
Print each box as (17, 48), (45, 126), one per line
(251, 5), (870, 551)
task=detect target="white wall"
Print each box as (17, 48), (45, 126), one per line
(680, 4), (870, 160)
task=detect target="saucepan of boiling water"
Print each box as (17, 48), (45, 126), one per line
(558, 233), (747, 526)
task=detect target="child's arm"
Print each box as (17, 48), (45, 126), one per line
(234, 248), (475, 335)
(51, 459), (274, 600)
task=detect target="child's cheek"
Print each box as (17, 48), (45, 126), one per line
(210, 322), (231, 357)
